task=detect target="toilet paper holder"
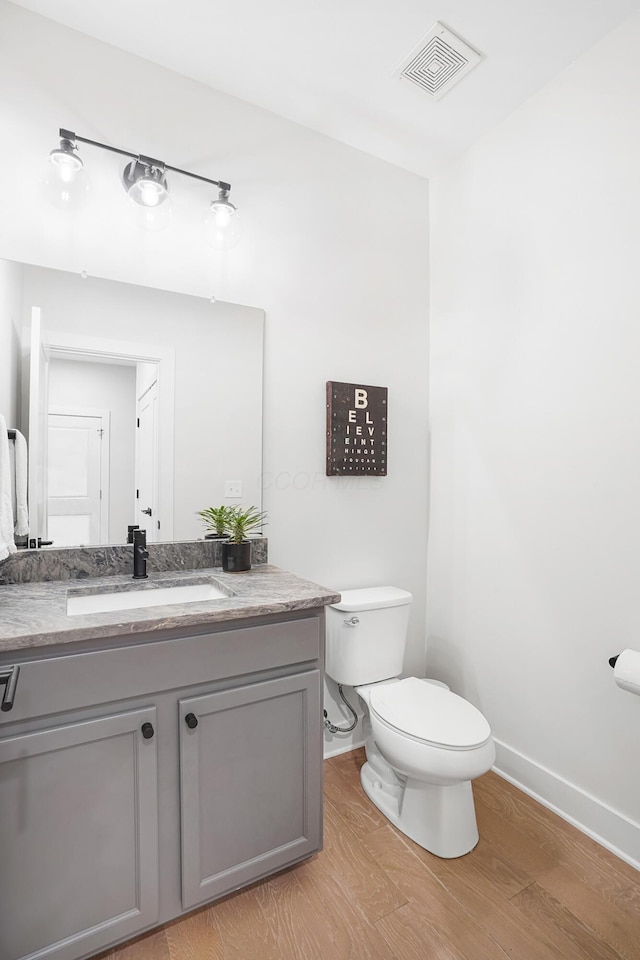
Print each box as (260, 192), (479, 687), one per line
(608, 649), (640, 696)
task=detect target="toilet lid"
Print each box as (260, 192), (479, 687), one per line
(369, 677), (491, 749)
(332, 586), (412, 612)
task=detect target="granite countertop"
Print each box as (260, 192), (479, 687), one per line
(0, 565), (341, 655)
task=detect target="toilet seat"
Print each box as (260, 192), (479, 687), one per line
(369, 677), (491, 750)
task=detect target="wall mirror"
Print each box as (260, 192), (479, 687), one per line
(1, 259), (264, 548)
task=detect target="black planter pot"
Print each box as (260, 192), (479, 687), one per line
(222, 540), (252, 572)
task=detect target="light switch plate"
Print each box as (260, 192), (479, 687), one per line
(225, 480), (242, 498)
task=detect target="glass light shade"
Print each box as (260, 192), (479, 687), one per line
(123, 161), (169, 208)
(128, 195), (173, 232)
(49, 144), (83, 183)
(204, 196), (241, 250)
(128, 174), (169, 207)
(42, 146), (90, 212)
(122, 160), (172, 230)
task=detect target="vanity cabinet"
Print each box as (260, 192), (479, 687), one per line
(0, 610), (324, 960)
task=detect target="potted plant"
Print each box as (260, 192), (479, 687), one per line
(197, 505), (232, 539)
(222, 505), (267, 572)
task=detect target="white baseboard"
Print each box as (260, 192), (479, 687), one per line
(493, 739), (640, 873)
(323, 737), (365, 760)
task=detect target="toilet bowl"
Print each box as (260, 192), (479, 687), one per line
(325, 587), (495, 858)
(356, 678), (495, 857)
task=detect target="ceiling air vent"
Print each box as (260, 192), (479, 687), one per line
(396, 22), (482, 101)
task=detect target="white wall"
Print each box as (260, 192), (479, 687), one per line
(0, 2), (430, 753)
(429, 11), (640, 866)
(48, 358), (136, 543)
(0, 258), (22, 425)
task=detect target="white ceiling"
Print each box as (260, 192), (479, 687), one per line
(11, 0), (640, 178)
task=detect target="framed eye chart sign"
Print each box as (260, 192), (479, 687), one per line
(326, 381), (388, 476)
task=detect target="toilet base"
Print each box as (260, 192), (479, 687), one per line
(360, 750), (480, 859)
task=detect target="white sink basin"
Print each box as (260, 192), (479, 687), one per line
(66, 581), (230, 616)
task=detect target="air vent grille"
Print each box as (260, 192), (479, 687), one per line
(397, 22), (482, 101)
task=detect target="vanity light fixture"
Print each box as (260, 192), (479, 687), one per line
(45, 128), (240, 246)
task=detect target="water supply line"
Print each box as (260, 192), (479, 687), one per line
(323, 685), (359, 734)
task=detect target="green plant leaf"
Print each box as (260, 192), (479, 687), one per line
(226, 505), (268, 543)
(196, 505), (233, 535)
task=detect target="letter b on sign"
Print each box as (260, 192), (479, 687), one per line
(354, 389), (368, 409)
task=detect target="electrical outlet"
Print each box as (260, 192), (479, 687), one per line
(225, 480), (242, 498)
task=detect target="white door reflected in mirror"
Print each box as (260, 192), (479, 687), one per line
(47, 409), (109, 546)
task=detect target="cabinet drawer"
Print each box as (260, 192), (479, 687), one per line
(0, 615), (321, 724)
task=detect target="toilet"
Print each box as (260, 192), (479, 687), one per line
(325, 586), (495, 858)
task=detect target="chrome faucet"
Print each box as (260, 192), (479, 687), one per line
(132, 528), (149, 579)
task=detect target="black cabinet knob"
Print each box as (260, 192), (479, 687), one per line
(185, 712), (198, 729)
(141, 722), (155, 740)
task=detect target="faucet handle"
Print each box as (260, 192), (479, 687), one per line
(127, 524), (140, 543)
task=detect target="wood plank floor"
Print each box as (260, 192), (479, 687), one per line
(100, 748), (640, 960)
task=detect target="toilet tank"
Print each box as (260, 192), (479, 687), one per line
(325, 586), (412, 686)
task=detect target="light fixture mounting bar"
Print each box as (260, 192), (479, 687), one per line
(59, 128), (231, 192)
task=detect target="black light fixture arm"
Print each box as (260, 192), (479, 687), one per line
(60, 128), (231, 193)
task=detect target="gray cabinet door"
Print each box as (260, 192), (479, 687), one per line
(0, 707), (159, 960)
(179, 670), (322, 909)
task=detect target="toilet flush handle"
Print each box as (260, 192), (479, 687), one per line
(344, 616), (360, 627)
